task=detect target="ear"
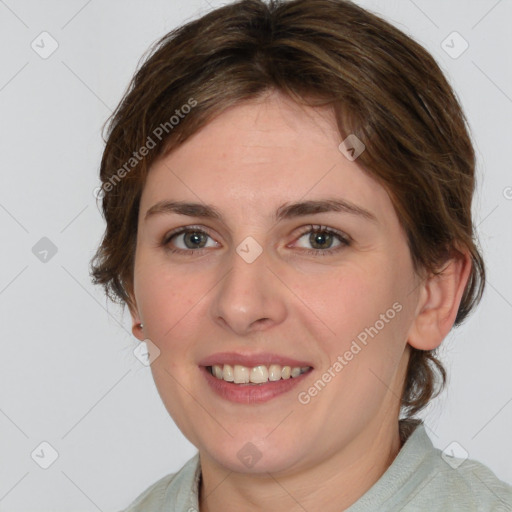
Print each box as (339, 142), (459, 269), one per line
(127, 293), (145, 342)
(407, 249), (472, 351)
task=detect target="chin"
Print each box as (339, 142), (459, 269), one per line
(200, 433), (305, 475)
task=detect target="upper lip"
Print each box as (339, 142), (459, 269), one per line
(199, 352), (313, 368)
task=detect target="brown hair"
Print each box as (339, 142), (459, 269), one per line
(90, 0), (485, 419)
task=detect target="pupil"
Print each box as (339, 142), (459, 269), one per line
(185, 232), (205, 249)
(183, 231), (333, 250)
(311, 231), (332, 249)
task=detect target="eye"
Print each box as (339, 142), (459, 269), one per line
(161, 224), (351, 257)
(292, 225), (351, 256)
(162, 226), (218, 254)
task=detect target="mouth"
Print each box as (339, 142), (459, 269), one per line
(207, 363), (312, 384)
(198, 353), (314, 404)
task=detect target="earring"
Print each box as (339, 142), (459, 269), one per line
(139, 323), (144, 329)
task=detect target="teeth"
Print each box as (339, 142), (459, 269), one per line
(250, 365), (268, 384)
(233, 365), (250, 384)
(210, 363), (311, 384)
(290, 367), (301, 378)
(212, 365), (223, 379)
(223, 364), (234, 382)
(268, 364), (282, 381)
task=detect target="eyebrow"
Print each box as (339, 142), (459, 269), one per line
(144, 198), (378, 224)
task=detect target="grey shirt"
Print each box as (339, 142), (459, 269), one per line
(121, 421), (512, 511)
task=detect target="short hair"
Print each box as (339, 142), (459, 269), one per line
(90, 0), (485, 419)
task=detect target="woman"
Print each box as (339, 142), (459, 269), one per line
(91, 0), (512, 510)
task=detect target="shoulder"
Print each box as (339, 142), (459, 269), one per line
(428, 452), (512, 510)
(411, 427), (512, 511)
(350, 421), (512, 512)
(119, 453), (200, 512)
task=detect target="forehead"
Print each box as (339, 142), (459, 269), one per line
(140, 93), (393, 224)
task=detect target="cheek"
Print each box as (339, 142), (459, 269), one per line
(305, 262), (393, 332)
(317, 284), (409, 401)
(307, 258), (410, 370)
(134, 255), (204, 338)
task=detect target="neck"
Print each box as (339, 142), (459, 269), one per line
(199, 418), (410, 512)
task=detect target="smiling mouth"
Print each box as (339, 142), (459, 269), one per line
(207, 364), (312, 384)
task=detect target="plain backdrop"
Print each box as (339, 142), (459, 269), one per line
(0, 0), (511, 510)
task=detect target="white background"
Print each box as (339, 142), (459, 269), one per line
(0, 0), (511, 510)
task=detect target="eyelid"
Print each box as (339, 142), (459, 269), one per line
(288, 224), (351, 256)
(161, 224), (217, 246)
(292, 224), (351, 244)
(162, 223), (350, 241)
(161, 223), (351, 255)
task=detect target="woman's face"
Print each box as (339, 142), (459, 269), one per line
(131, 91), (423, 474)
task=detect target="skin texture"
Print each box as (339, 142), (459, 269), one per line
(129, 90), (471, 511)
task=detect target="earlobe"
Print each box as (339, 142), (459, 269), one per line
(128, 295), (145, 341)
(131, 320), (145, 341)
(407, 250), (472, 351)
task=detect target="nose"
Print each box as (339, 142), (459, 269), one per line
(209, 243), (288, 336)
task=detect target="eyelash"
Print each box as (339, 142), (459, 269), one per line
(161, 224), (351, 257)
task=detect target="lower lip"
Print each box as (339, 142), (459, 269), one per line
(200, 366), (312, 404)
